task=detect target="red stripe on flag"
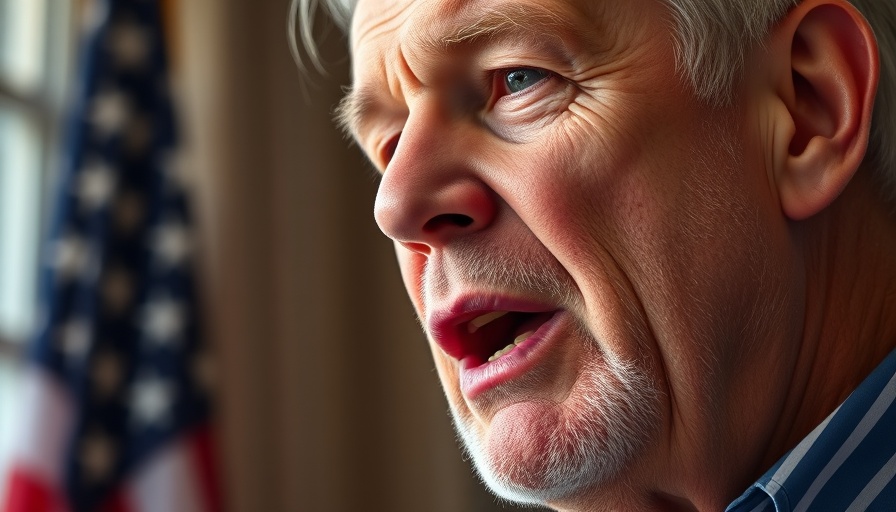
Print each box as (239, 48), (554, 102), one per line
(2, 467), (67, 512)
(190, 427), (224, 512)
(97, 491), (130, 512)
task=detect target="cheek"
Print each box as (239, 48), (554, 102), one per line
(509, 95), (777, 384)
(617, 125), (789, 395)
(509, 93), (674, 291)
(431, 342), (462, 391)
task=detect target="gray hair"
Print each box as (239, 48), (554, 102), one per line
(291, 0), (896, 196)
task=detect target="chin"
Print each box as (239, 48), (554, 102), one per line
(451, 351), (662, 507)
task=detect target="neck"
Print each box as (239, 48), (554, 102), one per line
(764, 169), (896, 469)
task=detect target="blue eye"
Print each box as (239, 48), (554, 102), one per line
(504, 68), (549, 93)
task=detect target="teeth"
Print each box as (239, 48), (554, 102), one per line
(485, 331), (537, 363)
(514, 330), (535, 344)
(468, 311), (508, 333)
(485, 331), (538, 363)
(487, 343), (518, 362)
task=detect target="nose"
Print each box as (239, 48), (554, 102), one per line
(373, 110), (497, 255)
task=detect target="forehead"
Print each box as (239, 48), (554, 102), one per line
(351, 0), (600, 42)
(350, 0), (597, 56)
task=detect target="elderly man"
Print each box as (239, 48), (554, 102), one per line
(297, 0), (896, 509)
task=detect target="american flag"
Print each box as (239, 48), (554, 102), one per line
(2, 0), (222, 511)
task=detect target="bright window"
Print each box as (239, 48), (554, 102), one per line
(0, 0), (74, 501)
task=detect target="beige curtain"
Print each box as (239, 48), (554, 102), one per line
(176, 1), (519, 510)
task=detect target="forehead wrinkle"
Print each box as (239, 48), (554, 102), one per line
(438, 1), (597, 57)
(446, 4), (570, 45)
(352, 0), (407, 51)
(340, 49), (415, 141)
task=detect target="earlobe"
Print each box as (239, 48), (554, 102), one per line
(767, 0), (879, 221)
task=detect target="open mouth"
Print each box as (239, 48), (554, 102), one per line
(440, 309), (557, 367)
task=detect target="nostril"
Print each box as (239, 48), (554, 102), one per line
(423, 213), (474, 233)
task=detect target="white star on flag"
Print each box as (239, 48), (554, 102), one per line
(141, 296), (186, 346)
(57, 319), (93, 360)
(89, 89), (130, 138)
(151, 221), (192, 267)
(106, 20), (151, 69)
(47, 234), (92, 281)
(159, 150), (194, 191)
(77, 159), (117, 211)
(130, 374), (175, 428)
(80, 431), (117, 483)
(80, 0), (110, 33)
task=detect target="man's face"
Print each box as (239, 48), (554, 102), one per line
(349, 0), (801, 507)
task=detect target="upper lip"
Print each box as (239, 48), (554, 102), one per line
(428, 293), (559, 364)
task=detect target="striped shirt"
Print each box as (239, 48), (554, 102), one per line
(727, 349), (896, 512)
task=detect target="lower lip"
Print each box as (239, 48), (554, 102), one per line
(459, 311), (568, 399)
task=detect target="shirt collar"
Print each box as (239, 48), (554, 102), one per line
(727, 348), (896, 512)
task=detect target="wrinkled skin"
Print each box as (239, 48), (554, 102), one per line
(347, 0), (807, 509)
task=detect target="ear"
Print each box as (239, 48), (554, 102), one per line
(765, 0), (879, 221)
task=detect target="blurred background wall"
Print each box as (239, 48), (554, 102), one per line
(176, 1), (521, 510)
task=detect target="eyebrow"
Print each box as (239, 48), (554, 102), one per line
(334, 85), (368, 139)
(335, 2), (593, 139)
